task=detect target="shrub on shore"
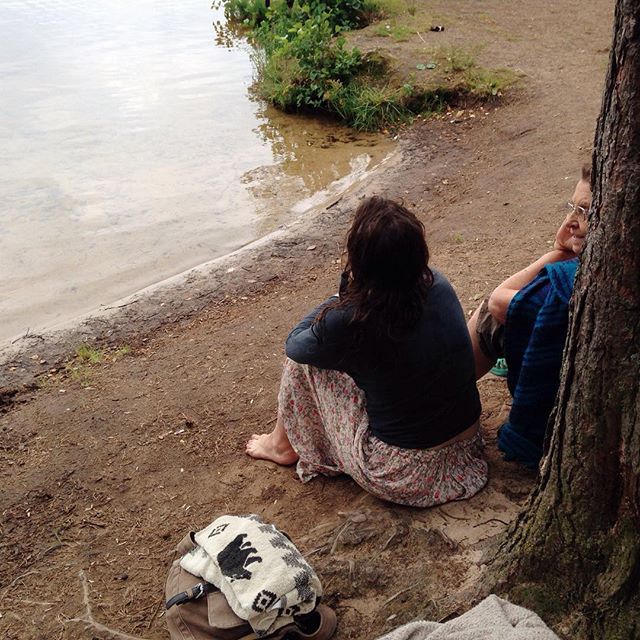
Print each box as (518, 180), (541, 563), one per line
(219, 0), (517, 130)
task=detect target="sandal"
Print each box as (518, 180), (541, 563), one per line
(490, 358), (508, 377)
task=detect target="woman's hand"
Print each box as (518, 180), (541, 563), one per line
(553, 215), (578, 254)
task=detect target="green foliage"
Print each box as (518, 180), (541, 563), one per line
(437, 47), (518, 96)
(112, 344), (132, 361)
(329, 82), (412, 130)
(222, 0), (376, 31)
(220, 0), (269, 27)
(259, 20), (362, 110)
(224, 1), (370, 117)
(222, 2), (516, 129)
(64, 343), (132, 387)
(75, 344), (104, 364)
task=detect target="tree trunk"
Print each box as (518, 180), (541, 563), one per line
(489, 1), (640, 638)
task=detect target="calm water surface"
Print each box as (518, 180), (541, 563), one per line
(0, 1), (392, 342)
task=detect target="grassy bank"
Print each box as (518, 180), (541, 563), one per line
(218, 0), (519, 130)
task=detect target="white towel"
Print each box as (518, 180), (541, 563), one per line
(180, 514), (322, 636)
(377, 595), (560, 640)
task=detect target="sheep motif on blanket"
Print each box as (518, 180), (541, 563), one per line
(179, 514), (322, 636)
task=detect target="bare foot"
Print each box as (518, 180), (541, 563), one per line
(246, 432), (299, 466)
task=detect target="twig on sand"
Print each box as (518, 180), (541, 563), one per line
(139, 595), (164, 632)
(0, 570), (39, 602)
(329, 520), (352, 555)
(23, 598), (60, 607)
(434, 528), (458, 550)
(11, 328), (45, 344)
(102, 300), (138, 310)
(147, 551), (176, 631)
(473, 517), (510, 527)
(438, 506), (469, 521)
(347, 559), (356, 584)
(383, 585), (414, 607)
(305, 521), (336, 537)
(64, 570), (150, 640)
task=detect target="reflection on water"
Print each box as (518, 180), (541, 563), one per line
(246, 105), (391, 234)
(0, 1), (393, 342)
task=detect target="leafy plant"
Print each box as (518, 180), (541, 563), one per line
(222, 1), (517, 129)
(264, 25), (361, 108)
(216, 0), (269, 28)
(239, 2), (367, 113)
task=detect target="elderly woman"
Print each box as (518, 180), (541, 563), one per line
(467, 165), (592, 467)
(247, 196), (487, 507)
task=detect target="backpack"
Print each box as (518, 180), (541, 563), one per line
(165, 515), (336, 640)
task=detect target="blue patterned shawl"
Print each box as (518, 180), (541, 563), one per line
(497, 258), (579, 468)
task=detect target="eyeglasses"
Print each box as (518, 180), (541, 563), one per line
(567, 201), (589, 217)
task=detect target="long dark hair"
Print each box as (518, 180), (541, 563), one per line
(317, 195), (434, 344)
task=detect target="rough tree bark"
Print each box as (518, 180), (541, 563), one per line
(489, 1), (640, 638)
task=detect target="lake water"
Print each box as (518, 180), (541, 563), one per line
(0, 0), (392, 343)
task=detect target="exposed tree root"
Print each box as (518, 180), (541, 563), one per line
(64, 570), (150, 640)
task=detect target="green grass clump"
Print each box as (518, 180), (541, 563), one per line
(329, 79), (455, 130)
(438, 47), (518, 96)
(445, 48), (476, 73)
(373, 0), (406, 17)
(65, 343), (132, 387)
(112, 345), (132, 361)
(75, 344), (104, 364)
(373, 23), (413, 40)
(330, 82), (413, 130)
(221, 2), (517, 129)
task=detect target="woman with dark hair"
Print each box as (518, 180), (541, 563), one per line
(247, 196), (486, 507)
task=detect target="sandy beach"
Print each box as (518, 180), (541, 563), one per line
(0, 1), (614, 638)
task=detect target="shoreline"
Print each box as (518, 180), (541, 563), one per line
(0, 148), (399, 390)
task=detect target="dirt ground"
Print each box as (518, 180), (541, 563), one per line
(0, 1), (614, 638)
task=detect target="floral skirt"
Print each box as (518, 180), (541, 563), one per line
(278, 358), (488, 508)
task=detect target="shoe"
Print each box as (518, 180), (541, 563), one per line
(293, 605), (337, 640)
(266, 605), (337, 640)
(490, 358), (508, 377)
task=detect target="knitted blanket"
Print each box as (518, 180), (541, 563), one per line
(180, 514), (322, 636)
(498, 258), (578, 467)
(376, 595), (559, 640)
